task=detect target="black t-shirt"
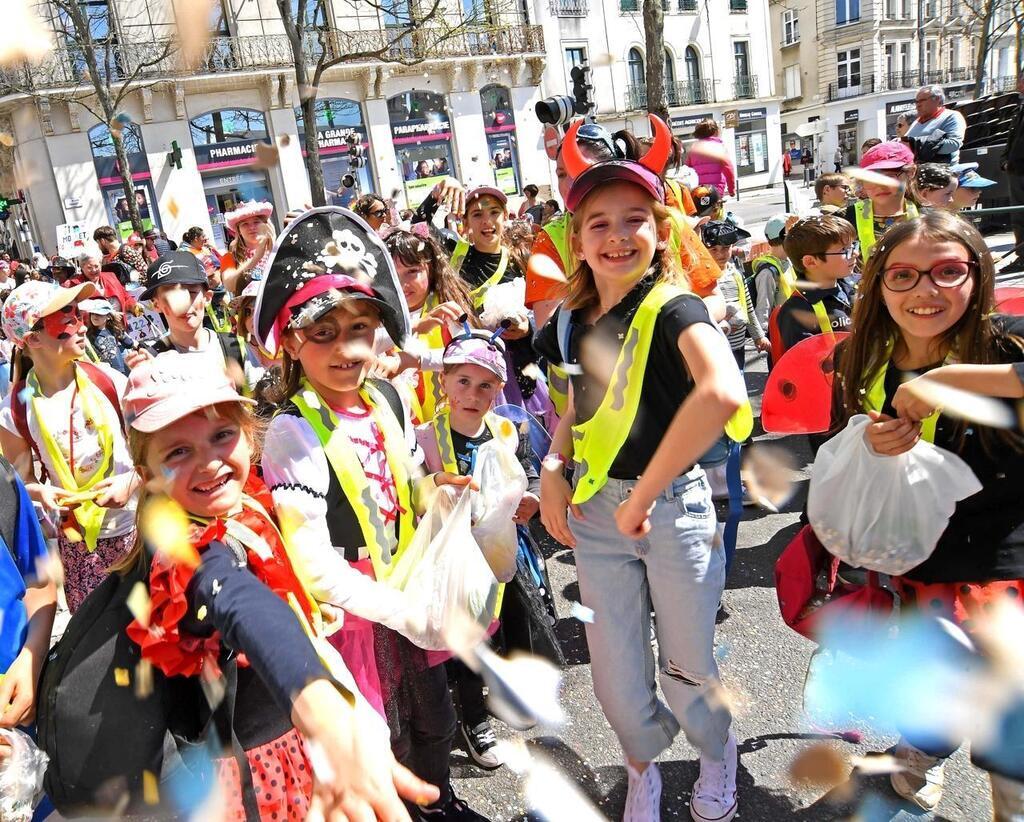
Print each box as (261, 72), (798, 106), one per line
(834, 315), (1024, 584)
(776, 281), (854, 354)
(450, 424), (541, 497)
(534, 276), (713, 480)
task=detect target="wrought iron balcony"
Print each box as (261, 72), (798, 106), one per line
(827, 74), (874, 101)
(549, 0), (589, 16)
(733, 75), (757, 99)
(0, 26), (546, 96)
(668, 79), (716, 105)
(881, 69), (921, 91)
(946, 66), (972, 82)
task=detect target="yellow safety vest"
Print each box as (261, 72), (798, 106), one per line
(533, 213), (574, 416)
(732, 268), (750, 322)
(854, 200), (920, 262)
(862, 348), (939, 443)
(413, 293), (446, 424)
(570, 282), (754, 504)
(206, 303), (232, 334)
(451, 240), (509, 309)
(753, 253), (796, 301)
(290, 381), (416, 582)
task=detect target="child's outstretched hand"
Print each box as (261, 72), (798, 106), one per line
(294, 680), (439, 821)
(93, 470), (143, 509)
(412, 301), (464, 335)
(514, 492), (540, 524)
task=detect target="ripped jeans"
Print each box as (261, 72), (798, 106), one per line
(571, 470), (731, 763)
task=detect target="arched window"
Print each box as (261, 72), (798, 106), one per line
(294, 98), (374, 207)
(388, 90), (456, 208)
(664, 48), (676, 85)
(480, 84), (521, 195)
(684, 46), (701, 84)
(88, 122), (160, 232)
(628, 48), (645, 86)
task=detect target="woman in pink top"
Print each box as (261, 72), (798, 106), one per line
(685, 119), (736, 198)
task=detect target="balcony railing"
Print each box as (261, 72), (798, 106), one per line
(625, 79), (719, 110)
(922, 69), (944, 84)
(992, 75), (1018, 93)
(549, 0), (589, 14)
(827, 74), (875, 101)
(733, 75), (757, 98)
(947, 66), (971, 82)
(881, 69), (920, 91)
(0, 26), (546, 95)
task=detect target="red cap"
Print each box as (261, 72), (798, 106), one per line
(859, 141), (915, 171)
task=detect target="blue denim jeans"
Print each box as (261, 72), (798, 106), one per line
(570, 470), (731, 762)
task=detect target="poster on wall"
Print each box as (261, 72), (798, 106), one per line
(105, 186), (157, 238)
(398, 144), (453, 208)
(751, 134), (767, 173)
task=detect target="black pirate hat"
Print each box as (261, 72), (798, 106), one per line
(252, 206), (409, 356)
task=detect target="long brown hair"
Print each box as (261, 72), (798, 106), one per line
(384, 229), (475, 317)
(835, 210), (1023, 450)
(566, 189), (679, 310)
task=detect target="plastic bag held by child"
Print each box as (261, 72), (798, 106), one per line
(807, 414), (982, 576)
(0, 728), (49, 822)
(471, 438), (528, 583)
(480, 278), (527, 331)
(387, 486), (500, 651)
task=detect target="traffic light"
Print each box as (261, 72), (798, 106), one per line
(349, 144), (367, 169)
(570, 64), (594, 115)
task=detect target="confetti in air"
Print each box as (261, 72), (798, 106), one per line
(134, 659), (154, 699)
(166, 197), (180, 219)
(253, 141), (280, 169)
(742, 444), (798, 512)
(126, 581), (152, 627)
(569, 601), (595, 623)
(114, 667), (131, 687)
(898, 374), (1016, 429)
(141, 496), (200, 568)
(172, 0), (216, 70)
(846, 166), (902, 189)
(0, 133), (14, 148)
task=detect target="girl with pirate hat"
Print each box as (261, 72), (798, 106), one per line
(254, 207), (490, 822)
(536, 116), (748, 822)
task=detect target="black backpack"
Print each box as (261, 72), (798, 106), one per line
(36, 554), (260, 817)
(0, 456), (22, 558)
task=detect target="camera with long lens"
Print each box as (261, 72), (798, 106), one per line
(535, 95), (576, 126)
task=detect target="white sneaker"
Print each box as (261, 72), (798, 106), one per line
(990, 772), (1024, 822)
(624, 761), (662, 822)
(690, 732), (738, 822)
(889, 739), (946, 811)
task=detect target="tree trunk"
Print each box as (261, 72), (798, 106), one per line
(109, 126), (143, 233)
(971, 0), (995, 98)
(301, 94), (328, 206)
(643, 0), (669, 122)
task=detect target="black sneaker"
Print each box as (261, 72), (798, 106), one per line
(459, 720), (501, 770)
(418, 791), (492, 821)
(1001, 256), (1024, 274)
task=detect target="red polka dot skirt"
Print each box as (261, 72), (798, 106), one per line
(214, 728), (313, 820)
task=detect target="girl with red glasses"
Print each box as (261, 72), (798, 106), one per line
(829, 209), (1024, 816)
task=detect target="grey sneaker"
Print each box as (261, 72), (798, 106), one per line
(889, 739), (946, 811)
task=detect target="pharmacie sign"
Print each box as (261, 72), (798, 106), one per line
(193, 138), (273, 169)
(296, 124), (370, 155)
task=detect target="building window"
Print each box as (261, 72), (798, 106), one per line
(924, 0), (937, 16)
(945, 39), (958, 69)
(835, 0), (859, 25)
(565, 45), (587, 92)
(62, 0), (121, 80)
(294, 98), (374, 208)
(783, 64), (801, 98)
(664, 48), (676, 87)
(837, 48), (861, 89)
(782, 9), (799, 44)
(88, 122), (161, 237)
(684, 45), (701, 84)
(925, 39), (938, 74)
(388, 90), (456, 208)
(733, 40), (750, 79)
(628, 47), (645, 86)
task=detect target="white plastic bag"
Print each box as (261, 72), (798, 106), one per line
(471, 438), (528, 583)
(807, 414), (982, 575)
(0, 728), (49, 822)
(387, 487), (499, 651)
(480, 278), (527, 331)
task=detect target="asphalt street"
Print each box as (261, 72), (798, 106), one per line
(450, 348), (994, 822)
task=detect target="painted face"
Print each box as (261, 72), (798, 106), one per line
(154, 283), (208, 334)
(466, 196), (506, 252)
(394, 257), (430, 311)
(29, 306), (87, 359)
(573, 182), (662, 291)
(283, 303), (380, 396)
(145, 409), (251, 518)
(441, 363), (503, 419)
(880, 235), (976, 353)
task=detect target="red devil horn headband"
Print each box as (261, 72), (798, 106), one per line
(561, 114), (672, 180)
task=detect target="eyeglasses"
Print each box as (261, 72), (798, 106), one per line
(881, 259), (976, 292)
(369, 208), (388, 219)
(820, 242), (860, 261)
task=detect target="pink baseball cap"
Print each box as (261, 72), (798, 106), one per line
(566, 160), (665, 213)
(123, 353), (255, 433)
(464, 186), (508, 214)
(859, 141), (915, 171)
(443, 332), (508, 383)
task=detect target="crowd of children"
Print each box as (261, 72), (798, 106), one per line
(0, 119), (1021, 822)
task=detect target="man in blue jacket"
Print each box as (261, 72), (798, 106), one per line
(904, 85), (966, 165)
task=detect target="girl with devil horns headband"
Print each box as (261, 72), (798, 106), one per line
(536, 117), (747, 822)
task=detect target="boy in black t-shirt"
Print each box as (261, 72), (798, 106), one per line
(776, 215), (857, 355)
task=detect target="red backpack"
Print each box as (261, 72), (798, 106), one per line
(11, 361), (125, 481)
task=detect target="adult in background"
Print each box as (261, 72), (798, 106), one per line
(220, 200), (275, 295)
(904, 85), (966, 165)
(143, 227), (172, 260)
(1001, 70), (1024, 274)
(686, 119), (736, 197)
(518, 184), (543, 223)
(67, 245), (135, 313)
(352, 193), (390, 233)
(93, 225), (147, 280)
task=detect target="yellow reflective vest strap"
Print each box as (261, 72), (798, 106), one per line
(451, 239), (510, 309)
(547, 362), (570, 416)
(863, 357), (938, 444)
(855, 200), (920, 262)
(414, 293), (446, 423)
(290, 381), (416, 582)
(542, 212), (574, 275)
(83, 339), (101, 364)
(753, 253), (795, 300)
(732, 268), (749, 322)
(205, 303), (232, 334)
(809, 299), (834, 338)
(570, 282), (753, 504)
(430, 409), (519, 474)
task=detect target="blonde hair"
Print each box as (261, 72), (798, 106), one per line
(567, 194), (680, 310)
(114, 401), (266, 574)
